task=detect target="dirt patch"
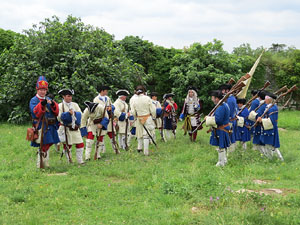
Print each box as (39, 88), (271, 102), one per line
(190, 206), (209, 214)
(236, 188), (297, 196)
(47, 172), (68, 176)
(253, 179), (271, 185)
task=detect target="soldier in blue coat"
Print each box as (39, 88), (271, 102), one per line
(29, 76), (60, 168)
(257, 92), (283, 161)
(248, 91), (266, 154)
(219, 84), (238, 152)
(206, 90), (230, 167)
(248, 90), (260, 137)
(236, 98), (251, 150)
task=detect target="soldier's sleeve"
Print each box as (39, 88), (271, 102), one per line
(57, 103), (63, 123)
(30, 98), (45, 119)
(51, 100), (59, 116)
(173, 102), (178, 111)
(73, 103), (82, 126)
(150, 98), (157, 118)
(214, 106), (224, 126)
(268, 106), (278, 126)
(80, 108), (89, 129)
(113, 101), (123, 120)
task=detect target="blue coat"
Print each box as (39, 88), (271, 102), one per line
(227, 95), (237, 144)
(210, 103), (231, 149)
(29, 96), (60, 147)
(236, 107), (251, 142)
(249, 98), (260, 133)
(260, 105), (280, 148)
(252, 103), (266, 145)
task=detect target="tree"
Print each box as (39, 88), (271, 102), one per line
(0, 16), (140, 123)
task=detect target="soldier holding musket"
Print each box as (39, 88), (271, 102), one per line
(113, 89), (134, 150)
(219, 84), (238, 152)
(29, 76), (60, 168)
(93, 85), (118, 153)
(206, 90), (230, 167)
(248, 91), (267, 154)
(256, 91), (283, 161)
(80, 101), (109, 160)
(57, 89), (85, 164)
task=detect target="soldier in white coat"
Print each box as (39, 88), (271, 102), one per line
(113, 90), (134, 150)
(80, 101), (109, 160)
(128, 91), (138, 146)
(131, 86), (157, 156)
(57, 89), (85, 164)
(93, 85), (118, 153)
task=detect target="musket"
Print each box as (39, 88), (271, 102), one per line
(94, 104), (107, 160)
(251, 85), (298, 129)
(274, 85), (288, 95)
(39, 114), (46, 169)
(237, 81), (271, 117)
(227, 78), (236, 85)
(124, 104), (130, 151)
(231, 73), (251, 90)
(193, 82), (246, 133)
(283, 92), (293, 108)
(110, 104), (119, 154)
(62, 104), (73, 163)
(250, 85), (289, 113)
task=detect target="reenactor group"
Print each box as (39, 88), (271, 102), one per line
(29, 75), (288, 168)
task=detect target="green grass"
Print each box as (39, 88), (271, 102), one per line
(1, 111), (300, 224)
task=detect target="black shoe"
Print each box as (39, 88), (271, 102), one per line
(137, 149), (142, 153)
(97, 157), (101, 160)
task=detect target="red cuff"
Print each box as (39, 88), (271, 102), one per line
(51, 101), (59, 116)
(33, 102), (46, 118)
(173, 103), (178, 111)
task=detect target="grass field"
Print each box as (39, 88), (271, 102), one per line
(1, 110), (300, 225)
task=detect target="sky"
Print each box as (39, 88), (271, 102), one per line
(1, 0), (300, 52)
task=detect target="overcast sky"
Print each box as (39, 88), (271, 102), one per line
(1, 0), (299, 52)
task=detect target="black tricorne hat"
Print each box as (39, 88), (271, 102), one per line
(218, 84), (232, 91)
(116, 89), (130, 96)
(98, 85), (111, 92)
(163, 93), (175, 99)
(58, 89), (74, 96)
(237, 98), (247, 104)
(264, 91), (277, 100)
(150, 92), (159, 97)
(251, 90), (258, 96)
(209, 90), (223, 99)
(187, 86), (198, 92)
(84, 101), (98, 113)
(258, 91), (266, 100)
